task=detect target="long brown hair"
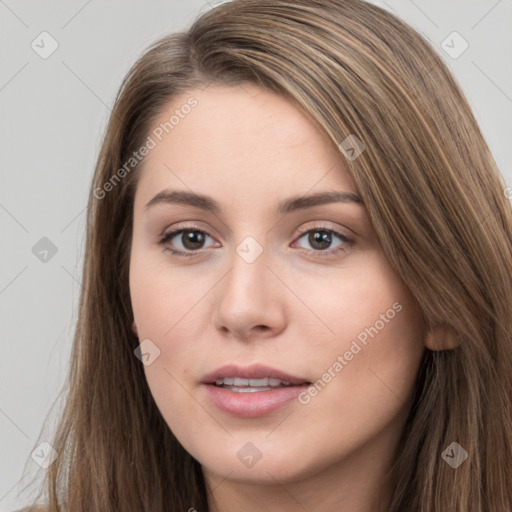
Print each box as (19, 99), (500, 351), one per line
(18, 0), (512, 510)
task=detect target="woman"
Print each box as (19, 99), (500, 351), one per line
(18, 0), (512, 510)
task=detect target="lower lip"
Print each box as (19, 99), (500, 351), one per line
(203, 384), (309, 418)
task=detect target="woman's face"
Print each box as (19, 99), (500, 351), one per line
(129, 83), (426, 489)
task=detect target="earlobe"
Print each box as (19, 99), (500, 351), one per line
(424, 324), (459, 351)
(132, 320), (138, 337)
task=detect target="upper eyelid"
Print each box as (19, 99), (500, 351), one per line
(161, 222), (350, 240)
(295, 223), (350, 237)
(160, 223), (217, 244)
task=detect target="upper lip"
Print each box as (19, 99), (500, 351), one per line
(202, 363), (310, 386)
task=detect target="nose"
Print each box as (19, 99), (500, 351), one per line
(211, 243), (287, 342)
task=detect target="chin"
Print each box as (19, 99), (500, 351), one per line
(192, 437), (325, 486)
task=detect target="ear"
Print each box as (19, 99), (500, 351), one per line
(424, 324), (459, 351)
(131, 320), (139, 337)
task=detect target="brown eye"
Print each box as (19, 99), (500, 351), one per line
(307, 230), (334, 250)
(177, 230), (207, 250)
(159, 228), (216, 256)
(293, 227), (354, 256)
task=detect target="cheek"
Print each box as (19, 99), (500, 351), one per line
(129, 263), (204, 441)
(296, 250), (424, 384)
(300, 252), (423, 352)
(297, 254), (425, 428)
(129, 251), (212, 416)
(129, 247), (205, 338)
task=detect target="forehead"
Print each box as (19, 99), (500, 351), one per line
(133, 83), (357, 211)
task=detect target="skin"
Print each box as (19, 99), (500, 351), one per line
(129, 82), (434, 512)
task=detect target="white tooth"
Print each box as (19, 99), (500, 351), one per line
(215, 377), (294, 387)
(226, 386), (273, 393)
(249, 378), (269, 386)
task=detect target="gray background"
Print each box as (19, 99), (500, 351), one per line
(1, 0), (511, 509)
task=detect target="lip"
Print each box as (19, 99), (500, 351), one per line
(202, 363), (311, 418)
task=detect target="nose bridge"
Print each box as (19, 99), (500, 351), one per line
(225, 234), (270, 303)
(212, 233), (285, 338)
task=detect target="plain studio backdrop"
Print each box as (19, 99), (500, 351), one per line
(0, 0), (511, 510)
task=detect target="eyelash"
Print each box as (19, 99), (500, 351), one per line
(158, 223), (354, 259)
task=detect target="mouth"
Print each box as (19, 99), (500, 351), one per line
(212, 376), (298, 393)
(202, 364), (311, 417)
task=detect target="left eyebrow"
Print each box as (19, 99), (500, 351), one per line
(144, 189), (363, 214)
(276, 190), (363, 214)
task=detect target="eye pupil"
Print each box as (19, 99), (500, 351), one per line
(183, 230), (205, 250)
(309, 230), (332, 250)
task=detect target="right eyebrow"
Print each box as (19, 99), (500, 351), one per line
(145, 190), (221, 213)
